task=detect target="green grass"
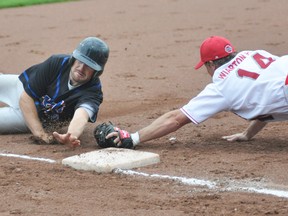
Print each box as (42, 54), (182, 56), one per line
(0, 0), (75, 9)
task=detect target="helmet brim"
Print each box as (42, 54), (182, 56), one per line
(72, 50), (102, 72)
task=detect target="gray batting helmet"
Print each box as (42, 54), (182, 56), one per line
(72, 37), (109, 77)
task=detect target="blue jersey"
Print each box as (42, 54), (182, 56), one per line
(19, 54), (103, 126)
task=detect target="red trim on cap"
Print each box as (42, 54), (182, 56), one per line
(194, 61), (204, 70)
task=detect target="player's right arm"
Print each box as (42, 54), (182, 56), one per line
(19, 91), (53, 143)
(53, 107), (89, 148)
(222, 119), (267, 142)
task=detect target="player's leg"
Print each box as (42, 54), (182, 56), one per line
(0, 74), (23, 107)
(0, 107), (29, 133)
(0, 74), (29, 133)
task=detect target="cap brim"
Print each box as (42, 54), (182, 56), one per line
(194, 61), (204, 70)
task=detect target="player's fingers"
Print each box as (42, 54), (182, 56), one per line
(106, 131), (118, 139)
(69, 136), (77, 142)
(66, 133), (72, 140)
(53, 132), (72, 144)
(52, 131), (60, 141)
(223, 133), (248, 142)
(222, 135), (237, 142)
(226, 137), (236, 142)
(222, 135), (232, 139)
(116, 142), (122, 147)
(71, 140), (81, 148)
(53, 131), (63, 142)
(113, 127), (120, 131)
(114, 137), (120, 144)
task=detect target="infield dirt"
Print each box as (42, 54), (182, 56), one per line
(1, 0), (288, 215)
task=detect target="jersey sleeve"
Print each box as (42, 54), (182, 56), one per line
(79, 104), (95, 120)
(74, 79), (103, 123)
(180, 83), (230, 124)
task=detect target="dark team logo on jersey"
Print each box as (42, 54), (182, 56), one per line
(40, 95), (65, 115)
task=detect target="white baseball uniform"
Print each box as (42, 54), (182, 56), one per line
(0, 74), (28, 133)
(181, 50), (288, 124)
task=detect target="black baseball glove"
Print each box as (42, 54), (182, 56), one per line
(93, 122), (134, 149)
(94, 122), (117, 148)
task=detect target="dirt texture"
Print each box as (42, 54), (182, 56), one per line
(1, 0), (288, 215)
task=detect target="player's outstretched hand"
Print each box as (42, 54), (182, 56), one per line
(53, 132), (80, 149)
(222, 133), (249, 142)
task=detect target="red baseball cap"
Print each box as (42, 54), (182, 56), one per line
(194, 36), (235, 70)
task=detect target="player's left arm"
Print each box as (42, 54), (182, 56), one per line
(53, 107), (89, 148)
(137, 109), (191, 143)
(222, 119), (267, 142)
(107, 109), (191, 146)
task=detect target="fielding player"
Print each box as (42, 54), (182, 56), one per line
(108, 36), (288, 147)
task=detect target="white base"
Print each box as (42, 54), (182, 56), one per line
(62, 148), (160, 173)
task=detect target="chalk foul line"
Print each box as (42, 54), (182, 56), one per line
(0, 152), (56, 163)
(114, 168), (288, 199)
(1, 152), (288, 199)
